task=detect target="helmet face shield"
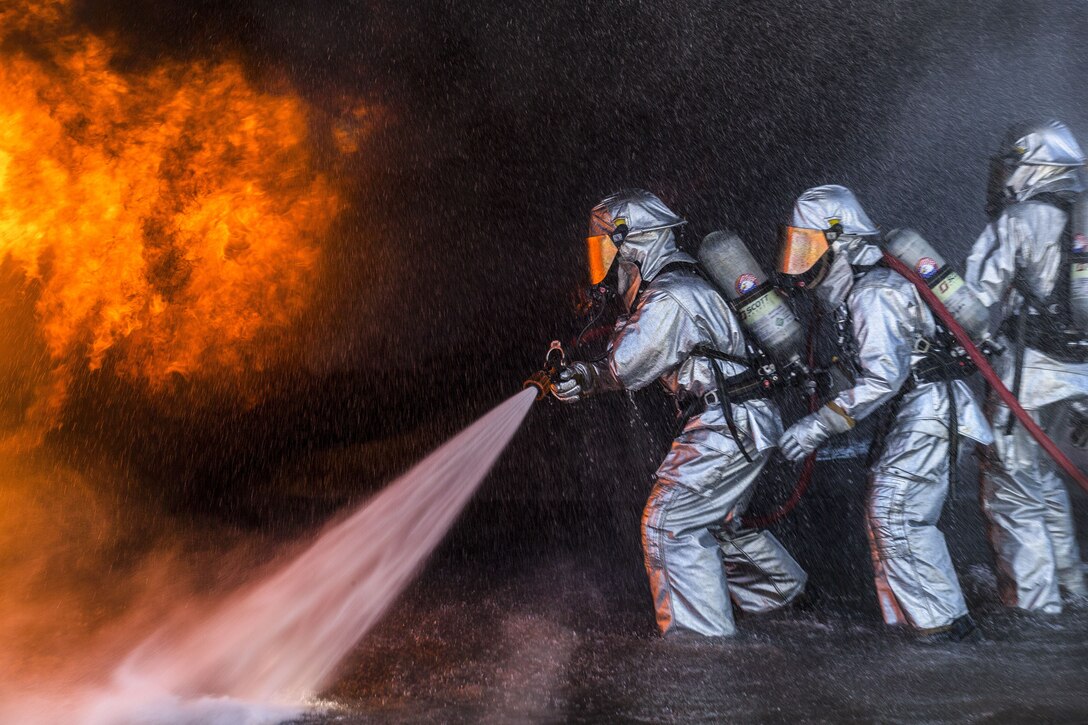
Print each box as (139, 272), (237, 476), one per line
(587, 233), (619, 285)
(779, 225), (830, 276)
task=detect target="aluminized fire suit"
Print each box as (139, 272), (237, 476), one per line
(779, 186), (992, 634)
(965, 119), (1088, 613)
(555, 190), (806, 637)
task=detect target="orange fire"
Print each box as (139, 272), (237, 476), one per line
(0, 1), (344, 421)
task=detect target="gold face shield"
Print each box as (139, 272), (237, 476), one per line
(587, 234), (619, 285)
(779, 225), (830, 276)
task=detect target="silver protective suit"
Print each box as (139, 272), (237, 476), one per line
(965, 122), (1088, 612)
(573, 191), (807, 637)
(782, 187), (992, 632)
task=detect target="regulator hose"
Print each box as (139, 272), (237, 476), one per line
(743, 450), (817, 528)
(882, 251), (1088, 494)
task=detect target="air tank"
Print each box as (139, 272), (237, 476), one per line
(1069, 195), (1088, 333)
(698, 230), (805, 366)
(884, 228), (991, 343)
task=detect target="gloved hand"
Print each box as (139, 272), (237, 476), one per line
(551, 361), (594, 403)
(779, 403), (854, 462)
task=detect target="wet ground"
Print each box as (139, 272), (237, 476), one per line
(296, 484), (1088, 724)
(32, 382), (1088, 723)
(310, 569), (1088, 723)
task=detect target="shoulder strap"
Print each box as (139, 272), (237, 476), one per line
(833, 302), (862, 379)
(630, 261), (701, 309)
(691, 344), (752, 367)
(1030, 191), (1074, 213)
(851, 258), (887, 276)
(1004, 193), (1076, 434)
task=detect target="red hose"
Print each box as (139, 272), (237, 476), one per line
(882, 252), (1088, 494)
(743, 312), (821, 528)
(744, 452), (816, 528)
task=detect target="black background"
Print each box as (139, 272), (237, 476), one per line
(51, 1), (1088, 540)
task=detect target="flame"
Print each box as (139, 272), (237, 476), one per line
(0, 1), (344, 421)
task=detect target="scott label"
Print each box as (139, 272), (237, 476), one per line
(931, 270), (964, 303)
(739, 289), (783, 324)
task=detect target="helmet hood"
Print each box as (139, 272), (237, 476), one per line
(996, 120), (1087, 203)
(779, 185), (879, 277)
(587, 189), (691, 287)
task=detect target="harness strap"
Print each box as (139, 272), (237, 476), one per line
(840, 276), (967, 482)
(693, 345), (756, 368)
(833, 302), (862, 381)
(1005, 311), (1028, 434)
(709, 355), (754, 463)
(664, 263), (759, 462)
(1004, 193), (1075, 432)
(865, 384), (911, 471)
(947, 378), (959, 498)
(630, 260), (702, 309)
(920, 324), (965, 490)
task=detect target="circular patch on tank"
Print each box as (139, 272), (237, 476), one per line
(735, 273), (759, 295)
(915, 257), (940, 279)
(1074, 233), (1088, 254)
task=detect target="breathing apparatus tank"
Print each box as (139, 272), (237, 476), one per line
(884, 228), (992, 344)
(698, 230), (805, 368)
(1068, 194), (1088, 333)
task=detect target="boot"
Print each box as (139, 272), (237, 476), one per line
(915, 614), (982, 644)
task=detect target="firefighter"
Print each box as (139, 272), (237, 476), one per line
(778, 185), (991, 641)
(553, 189), (807, 637)
(965, 119), (1088, 613)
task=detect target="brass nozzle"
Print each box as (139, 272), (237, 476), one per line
(523, 371), (551, 400)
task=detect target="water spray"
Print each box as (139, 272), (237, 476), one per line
(82, 388), (539, 722)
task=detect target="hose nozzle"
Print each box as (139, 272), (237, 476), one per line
(523, 340), (566, 400)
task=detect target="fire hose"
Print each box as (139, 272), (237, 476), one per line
(743, 445), (816, 528)
(882, 251), (1088, 494)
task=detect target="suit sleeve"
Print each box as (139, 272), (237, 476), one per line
(598, 287), (701, 391)
(964, 214), (1020, 326)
